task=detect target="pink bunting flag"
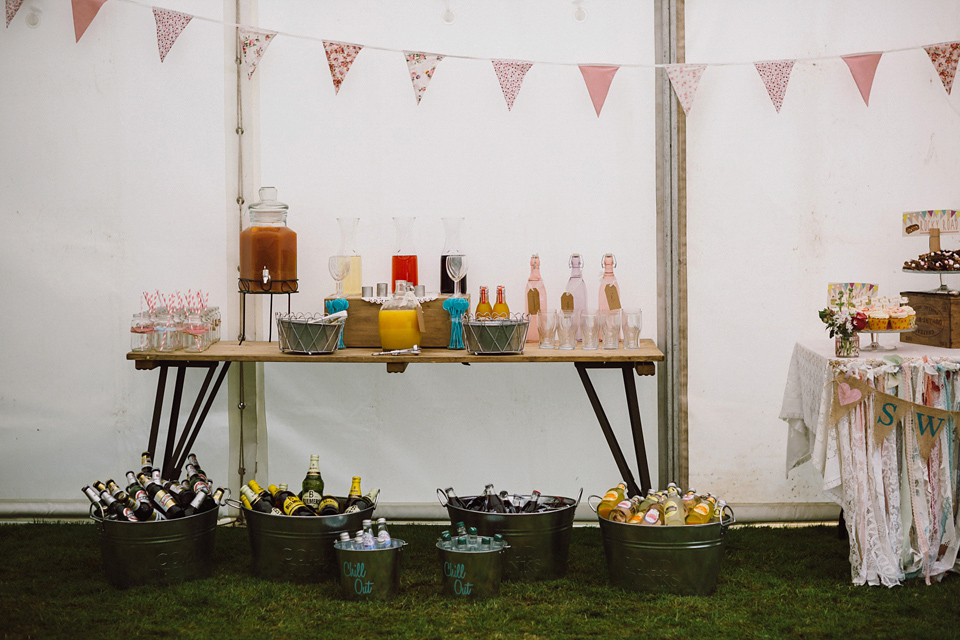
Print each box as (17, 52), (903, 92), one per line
(72, 0), (107, 42)
(492, 60), (533, 111)
(239, 27), (277, 80)
(153, 8), (192, 63)
(842, 53), (882, 106)
(924, 42), (960, 95)
(6, 0), (23, 28)
(665, 64), (706, 115)
(404, 51), (443, 105)
(323, 41), (363, 94)
(754, 60), (795, 113)
(579, 65), (619, 117)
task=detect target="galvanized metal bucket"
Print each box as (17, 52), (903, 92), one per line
(590, 495), (736, 595)
(91, 506), (218, 589)
(439, 488), (581, 582)
(334, 540), (407, 601)
(236, 496), (375, 582)
(436, 542), (507, 599)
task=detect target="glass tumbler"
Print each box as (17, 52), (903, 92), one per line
(538, 309), (558, 349)
(130, 313), (155, 352)
(601, 309), (621, 349)
(622, 308), (642, 349)
(557, 310), (577, 350)
(182, 312), (209, 353)
(580, 311), (599, 350)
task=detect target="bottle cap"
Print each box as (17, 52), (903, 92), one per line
(413, 284), (426, 297)
(376, 283), (389, 297)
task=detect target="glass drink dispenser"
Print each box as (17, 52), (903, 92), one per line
(239, 187), (297, 292)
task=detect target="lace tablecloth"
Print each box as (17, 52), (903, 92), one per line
(780, 341), (960, 586)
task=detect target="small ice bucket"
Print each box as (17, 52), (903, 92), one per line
(436, 542), (506, 599)
(334, 540), (407, 601)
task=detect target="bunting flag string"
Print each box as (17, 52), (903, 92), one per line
(924, 42), (960, 95)
(405, 52), (443, 104)
(239, 28), (277, 80)
(492, 60), (533, 111)
(5, 0), (23, 28)
(72, 0), (107, 42)
(665, 64), (706, 115)
(829, 373), (957, 460)
(323, 41), (363, 94)
(755, 60), (795, 113)
(153, 8), (192, 63)
(579, 65), (619, 117)
(842, 53), (883, 106)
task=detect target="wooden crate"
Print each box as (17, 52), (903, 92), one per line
(899, 291), (960, 348)
(324, 295), (468, 349)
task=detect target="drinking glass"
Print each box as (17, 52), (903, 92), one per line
(538, 309), (558, 349)
(622, 308), (642, 349)
(328, 255), (351, 298)
(580, 311), (599, 350)
(557, 310), (577, 350)
(445, 254), (467, 297)
(182, 313), (209, 353)
(601, 309), (621, 349)
(130, 313), (155, 352)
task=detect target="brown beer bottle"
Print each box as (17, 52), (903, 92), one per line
(341, 476), (363, 513)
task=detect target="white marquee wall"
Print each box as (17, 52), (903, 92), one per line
(0, 0), (956, 519)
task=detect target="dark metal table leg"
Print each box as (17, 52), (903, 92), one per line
(147, 365), (169, 458)
(621, 366), (652, 493)
(173, 362), (231, 474)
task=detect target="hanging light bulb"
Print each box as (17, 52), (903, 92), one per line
(25, 5), (42, 28)
(441, 0), (455, 24)
(572, 0), (586, 22)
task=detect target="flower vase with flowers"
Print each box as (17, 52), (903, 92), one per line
(819, 290), (867, 358)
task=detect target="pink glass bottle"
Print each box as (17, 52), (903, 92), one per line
(565, 253), (587, 340)
(525, 254), (547, 343)
(598, 253), (620, 311)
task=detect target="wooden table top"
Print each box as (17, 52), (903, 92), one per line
(127, 339), (664, 370)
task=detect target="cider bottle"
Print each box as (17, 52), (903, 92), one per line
(492, 285), (510, 318)
(475, 286), (493, 318)
(608, 496), (642, 523)
(317, 495), (341, 515)
(300, 454), (325, 512)
(663, 483), (685, 526)
(344, 488), (379, 514)
(269, 484), (317, 517)
(641, 500), (664, 525)
(341, 476), (363, 512)
(239, 485), (282, 515)
(597, 483), (627, 519)
(685, 497), (712, 525)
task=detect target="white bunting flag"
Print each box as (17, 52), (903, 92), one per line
(492, 60), (533, 111)
(153, 8), (192, 63)
(239, 28), (277, 80)
(754, 60), (795, 113)
(665, 64), (706, 115)
(404, 51), (443, 104)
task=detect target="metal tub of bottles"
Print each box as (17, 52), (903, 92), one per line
(334, 525), (406, 602)
(235, 466), (378, 583)
(590, 483), (736, 596)
(438, 485), (581, 582)
(436, 525), (509, 599)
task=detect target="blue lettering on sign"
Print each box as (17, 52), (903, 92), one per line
(876, 402), (897, 427)
(354, 578), (374, 594)
(343, 561), (366, 578)
(443, 562), (466, 580)
(915, 413), (945, 438)
(454, 579), (473, 595)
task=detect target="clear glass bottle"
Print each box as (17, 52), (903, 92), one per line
(565, 253), (588, 340)
(239, 187), (297, 292)
(378, 282), (422, 350)
(440, 217), (466, 295)
(337, 217), (363, 296)
(376, 517), (392, 548)
(524, 254), (547, 343)
(597, 253), (620, 311)
(391, 216), (418, 291)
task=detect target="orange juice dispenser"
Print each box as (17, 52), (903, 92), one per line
(378, 281), (423, 350)
(239, 187), (297, 292)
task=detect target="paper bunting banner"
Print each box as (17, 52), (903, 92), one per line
(239, 28), (277, 80)
(830, 373), (956, 459)
(404, 52), (443, 105)
(842, 53), (883, 106)
(153, 8), (192, 63)
(579, 65), (619, 117)
(754, 60), (795, 113)
(72, 0), (107, 42)
(665, 64), (706, 115)
(924, 42), (960, 95)
(323, 42), (363, 94)
(492, 60), (533, 111)
(5, 0), (23, 28)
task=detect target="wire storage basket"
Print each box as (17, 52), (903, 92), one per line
(276, 312), (344, 354)
(463, 313), (529, 355)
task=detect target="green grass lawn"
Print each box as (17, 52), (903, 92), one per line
(1, 522), (957, 639)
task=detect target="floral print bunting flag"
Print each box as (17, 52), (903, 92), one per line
(404, 51), (443, 104)
(239, 28), (277, 80)
(153, 8), (192, 63)
(924, 42), (960, 95)
(5, 0), (23, 28)
(754, 60), (795, 113)
(665, 64), (706, 115)
(492, 60), (533, 111)
(323, 41), (363, 94)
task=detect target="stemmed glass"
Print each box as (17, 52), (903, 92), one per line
(328, 255), (351, 298)
(445, 255), (467, 297)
